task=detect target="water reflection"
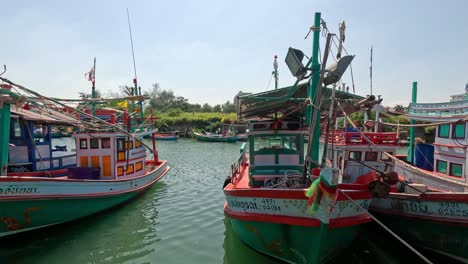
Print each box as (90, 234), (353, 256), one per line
(0, 182), (167, 264)
(223, 217), (281, 264)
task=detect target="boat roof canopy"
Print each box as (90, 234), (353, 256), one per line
(11, 105), (80, 125)
(237, 82), (364, 120)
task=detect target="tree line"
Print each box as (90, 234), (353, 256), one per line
(79, 82), (237, 114)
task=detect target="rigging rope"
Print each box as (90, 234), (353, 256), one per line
(0, 76), (157, 153)
(375, 119), (463, 127)
(337, 102), (468, 188)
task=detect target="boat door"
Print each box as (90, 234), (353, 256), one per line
(88, 137), (114, 178)
(342, 150), (364, 183)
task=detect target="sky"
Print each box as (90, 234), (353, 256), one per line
(1, 0), (467, 107)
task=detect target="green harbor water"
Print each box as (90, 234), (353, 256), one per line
(0, 139), (448, 264)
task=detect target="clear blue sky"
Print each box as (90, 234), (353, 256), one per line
(1, 0), (467, 106)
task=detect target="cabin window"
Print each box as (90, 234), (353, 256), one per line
(117, 138), (125, 151)
(381, 152), (393, 161)
(438, 124), (450, 138)
(80, 139), (88, 149)
(436, 160), (447, 174)
(135, 140), (142, 148)
(116, 138), (126, 161)
(126, 164), (134, 174)
(11, 119), (22, 138)
(450, 163), (463, 177)
(126, 141), (134, 150)
(453, 123), (466, 139)
(90, 138), (99, 149)
(365, 152), (378, 161)
(101, 138), (111, 149)
(136, 161), (143, 172)
(117, 166), (124, 176)
(349, 151), (362, 161)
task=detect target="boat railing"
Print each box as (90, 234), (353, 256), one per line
(408, 101), (468, 116)
(324, 129), (399, 145)
(230, 151), (246, 184)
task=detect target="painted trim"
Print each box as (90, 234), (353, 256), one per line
(224, 204), (371, 228)
(0, 165), (170, 201)
(434, 152), (466, 160)
(1, 160), (167, 183)
(116, 156), (146, 164)
(371, 208), (468, 227)
(224, 187), (371, 201)
(433, 142), (467, 149)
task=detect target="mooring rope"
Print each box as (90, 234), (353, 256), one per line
(338, 190), (434, 264)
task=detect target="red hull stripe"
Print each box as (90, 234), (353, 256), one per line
(224, 204), (371, 228)
(370, 208), (468, 227)
(434, 151), (465, 159)
(0, 165), (170, 201)
(389, 192), (468, 202)
(224, 188), (371, 201)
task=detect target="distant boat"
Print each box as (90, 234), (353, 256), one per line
(193, 132), (237, 142)
(154, 132), (179, 141)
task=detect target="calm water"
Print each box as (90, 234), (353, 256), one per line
(0, 139), (446, 263)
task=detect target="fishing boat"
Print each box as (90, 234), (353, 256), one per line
(364, 84), (468, 262)
(193, 131), (237, 142)
(224, 13), (385, 263)
(0, 77), (170, 238)
(154, 132), (179, 141)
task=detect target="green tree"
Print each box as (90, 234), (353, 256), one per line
(213, 104), (222, 112)
(222, 100), (236, 113)
(201, 103), (212, 112)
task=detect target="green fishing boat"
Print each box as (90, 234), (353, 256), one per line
(223, 12), (385, 263)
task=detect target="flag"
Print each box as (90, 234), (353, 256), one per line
(85, 66), (95, 82)
(85, 58), (96, 86)
(117, 101), (128, 108)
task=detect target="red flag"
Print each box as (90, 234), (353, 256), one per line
(85, 66), (95, 83)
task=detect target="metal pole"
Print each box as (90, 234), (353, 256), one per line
(408, 81), (417, 164)
(273, 55), (278, 90)
(0, 88), (12, 175)
(307, 12), (322, 165)
(91, 57), (96, 116)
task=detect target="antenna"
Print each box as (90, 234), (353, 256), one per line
(126, 8), (143, 127)
(370, 45), (373, 95)
(127, 8), (138, 85)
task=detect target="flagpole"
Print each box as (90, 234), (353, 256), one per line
(91, 57), (96, 116)
(370, 45), (373, 95)
(127, 8), (139, 130)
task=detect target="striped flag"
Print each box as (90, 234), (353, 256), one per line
(84, 58), (96, 86)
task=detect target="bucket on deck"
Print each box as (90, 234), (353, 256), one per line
(414, 143), (434, 171)
(68, 167), (100, 180)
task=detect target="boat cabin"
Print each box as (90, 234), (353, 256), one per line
(406, 100), (467, 178)
(246, 119), (306, 187)
(8, 106), (76, 173)
(72, 133), (147, 180)
(322, 117), (400, 184)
